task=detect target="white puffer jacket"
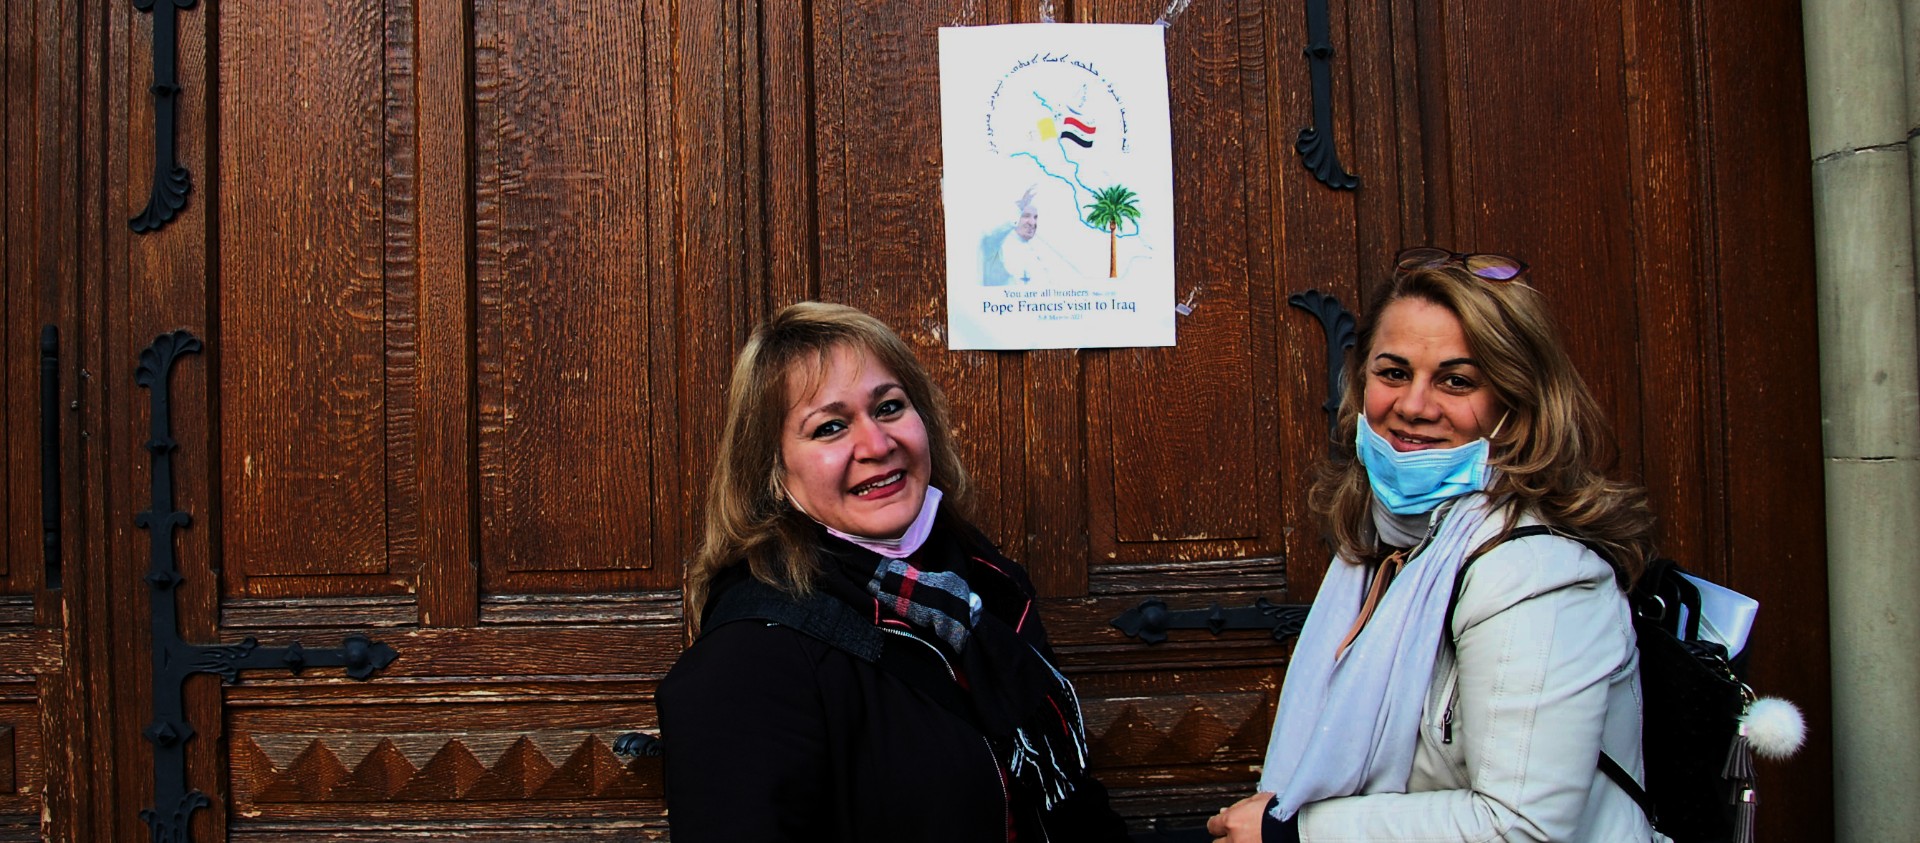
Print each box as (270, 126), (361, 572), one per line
(1296, 519), (1668, 842)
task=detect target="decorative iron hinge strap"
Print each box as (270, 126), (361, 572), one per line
(136, 330), (398, 842)
(1296, 0), (1359, 190)
(1110, 597), (1310, 645)
(130, 0), (197, 233)
(1287, 288), (1357, 450)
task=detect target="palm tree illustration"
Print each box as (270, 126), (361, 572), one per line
(1084, 185), (1142, 278)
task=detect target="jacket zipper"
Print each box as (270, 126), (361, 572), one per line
(989, 734), (1018, 841)
(882, 628), (1016, 838)
(882, 627), (958, 680)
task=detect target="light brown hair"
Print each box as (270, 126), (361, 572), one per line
(1310, 264), (1655, 583)
(686, 302), (970, 628)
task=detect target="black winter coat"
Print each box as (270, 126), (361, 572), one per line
(658, 530), (1130, 843)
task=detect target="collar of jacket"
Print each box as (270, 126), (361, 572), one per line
(700, 567), (888, 661)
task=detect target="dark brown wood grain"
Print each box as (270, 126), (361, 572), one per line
(640, 0), (689, 596)
(472, 1), (662, 594)
(1618, 0), (1721, 572)
(675, 0), (753, 607)
(415, 0), (479, 627)
(220, 682), (671, 833)
(3, 0), (20, 593)
(69, 0), (128, 838)
(217, 0), (395, 591)
(1442, 0), (1647, 480)
(0, 632), (61, 676)
(0, 698), (40, 827)
(1079, 676), (1283, 813)
(381, 0), (427, 597)
(66, 5), (106, 838)
(0, 722), (14, 794)
(1021, 350), (1087, 596)
(226, 695), (664, 822)
(1697, 0), (1832, 836)
(760, 0), (817, 308)
(1102, 0), (1261, 547)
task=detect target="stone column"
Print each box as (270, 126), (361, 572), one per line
(1804, 0), (1920, 839)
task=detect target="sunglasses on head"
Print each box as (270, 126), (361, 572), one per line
(1395, 247), (1529, 282)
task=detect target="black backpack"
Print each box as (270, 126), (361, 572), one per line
(1447, 526), (1755, 843)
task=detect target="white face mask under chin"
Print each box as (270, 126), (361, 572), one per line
(783, 476), (945, 559)
(1356, 411), (1509, 516)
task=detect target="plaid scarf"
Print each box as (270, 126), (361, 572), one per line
(866, 558), (981, 652)
(855, 531), (1091, 809)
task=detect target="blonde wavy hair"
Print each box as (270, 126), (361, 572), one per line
(1310, 264), (1655, 584)
(686, 302), (970, 629)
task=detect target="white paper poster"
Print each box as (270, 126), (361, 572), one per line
(939, 24), (1176, 350)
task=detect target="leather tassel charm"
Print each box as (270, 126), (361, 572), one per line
(1731, 786), (1757, 843)
(1722, 721), (1756, 782)
(1723, 720), (1758, 843)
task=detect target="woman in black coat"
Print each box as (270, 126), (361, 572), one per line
(659, 302), (1129, 843)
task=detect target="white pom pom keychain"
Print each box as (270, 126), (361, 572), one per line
(1719, 694), (1806, 843)
(1741, 696), (1806, 761)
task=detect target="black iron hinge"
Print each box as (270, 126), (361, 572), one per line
(130, 0), (197, 233)
(137, 331), (399, 841)
(1111, 597), (1310, 645)
(1296, 0), (1359, 190)
(1287, 288), (1357, 449)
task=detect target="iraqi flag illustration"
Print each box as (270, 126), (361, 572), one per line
(1038, 115), (1097, 148)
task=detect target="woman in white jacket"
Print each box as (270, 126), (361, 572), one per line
(1210, 249), (1663, 842)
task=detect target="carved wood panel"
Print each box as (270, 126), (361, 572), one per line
(228, 698), (664, 821)
(1438, 0), (1646, 469)
(472, 0), (680, 594)
(212, 0), (692, 605)
(0, 697), (41, 834)
(101, 0), (717, 838)
(217, 0), (411, 598)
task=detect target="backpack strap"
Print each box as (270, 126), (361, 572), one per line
(700, 574), (979, 728)
(1598, 751), (1657, 822)
(1440, 524), (1556, 640)
(702, 574), (885, 661)
(1442, 525), (1656, 825)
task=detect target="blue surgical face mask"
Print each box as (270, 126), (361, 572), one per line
(1356, 420), (1493, 514)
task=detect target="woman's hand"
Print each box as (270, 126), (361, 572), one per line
(1205, 791), (1276, 842)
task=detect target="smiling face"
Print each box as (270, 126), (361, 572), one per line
(1014, 205), (1039, 241)
(778, 343), (933, 539)
(1362, 297), (1505, 451)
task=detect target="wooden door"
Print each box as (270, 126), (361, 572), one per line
(42, 0), (1829, 839)
(761, 0), (1831, 836)
(87, 0), (740, 839)
(1, 0), (91, 839)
